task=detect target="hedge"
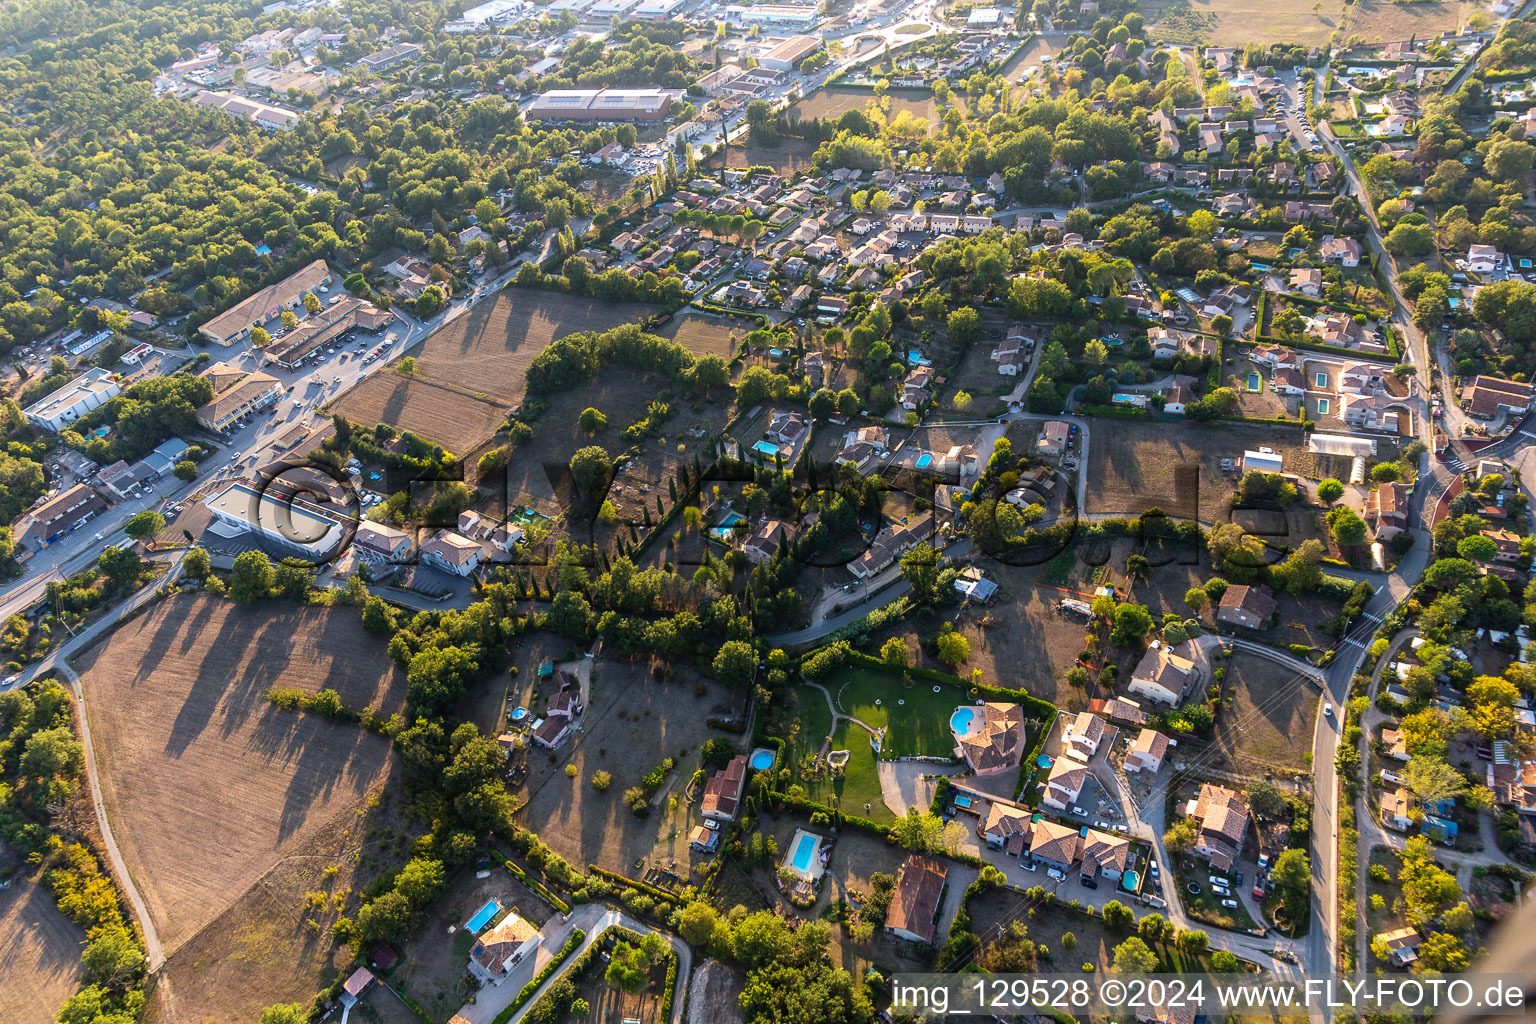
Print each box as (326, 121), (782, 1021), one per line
(929, 775), (952, 815)
(487, 849), (571, 914)
(660, 948), (680, 1021)
(587, 865), (679, 908)
(494, 929), (585, 1024)
(1234, 330), (1400, 362)
(1077, 403), (1149, 418)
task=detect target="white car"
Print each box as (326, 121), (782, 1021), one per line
(1221, 899), (1239, 909)
(1324, 703), (1334, 717)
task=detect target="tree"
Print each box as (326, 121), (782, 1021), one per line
(569, 446), (612, 501)
(183, 546), (212, 581)
(1329, 506), (1368, 547)
(1403, 754), (1468, 806)
(1212, 950), (1239, 972)
(229, 550), (275, 603)
(1138, 913), (1173, 943)
(98, 545), (141, 583)
(1271, 539), (1324, 595)
(712, 640), (757, 687)
(953, 390), (973, 412)
(1316, 478), (1344, 504)
(678, 901), (719, 947)
(881, 636), (908, 670)
(1416, 931), (1470, 973)
(947, 307), (982, 345)
(1370, 462), (1401, 483)
(891, 807), (948, 852)
(1102, 900), (1134, 931)
(250, 326), (271, 347)
(1270, 849), (1310, 906)
(259, 1007), (309, 1024)
(934, 630), (970, 665)
(1112, 936), (1160, 973)
(1457, 534), (1498, 562)
(899, 542), (941, 601)
(1111, 603), (1154, 645)
(361, 596), (398, 636)
(605, 937), (660, 994)
(579, 407), (607, 434)
(1164, 817), (1197, 852)
(1398, 837), (1462, 928)
(1175, 929), (1208, 955)
(1184, 588), (1209, 617)
(81, 926), (144, 990)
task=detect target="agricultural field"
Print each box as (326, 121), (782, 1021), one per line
(789, 85), (946, 127)
(74, 594), (403, 955)
(704, 137), (821, 175)
(1339, 0), (1475, 42)
(331, 374), (509, 457)
(655, 312), (740, 358)
(1143, 0), (1347, 46)
(1205, 650), (1323, 776)
(1078, 418), (1318, 521)
(513, 659), (741, 875)
(0, 860), (86, 1024)
(335, 291), (663, 456)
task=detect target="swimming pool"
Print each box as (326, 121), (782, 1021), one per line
(1122, 870), (1141, 892)
(950, 707), (976, 734)
(916, 453), (933, 469)
(789, 832), (818, 873)
(1112, 393), (1140, 403)
(1246, 371), (1262, 392)
(1036, 754), (1053, 769)
(1103, 336), (1124, 346)
(466, 899), (500, 932)
(750, 748), (775, 771)
(954, 794), (974, 809)
(510, 707), (529, 722)
(707, 527), (736, 542)
(769, 348), (784, 358)
(752, 440), (780, 457)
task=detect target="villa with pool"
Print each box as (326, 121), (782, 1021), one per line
(949, 702), (1024, 775)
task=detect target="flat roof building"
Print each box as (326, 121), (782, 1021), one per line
(359, 42), (422, 72)
(203, 480), (347, 557)
(527, 88), (673, 122)
(23, 367), (121, 432)
(193, 90), (301, 130)
(758, 34), (823, 71)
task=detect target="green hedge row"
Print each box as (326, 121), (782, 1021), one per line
(487, 849), (571, 914)
(586, 864), (679, 908)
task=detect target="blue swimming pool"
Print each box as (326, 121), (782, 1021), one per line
(510, 707), (528, 722)
(955, 794), (974, 808)
(916, 453), (933, 469)
(1112, 393), (1139, 403)
(1037, 754), (1053, 769)
(950, 708), (975, 734)
(466, 899), (499, 932)
(1246, 371), (1262, 392)
(1104, 336), (1124, 346)
(750, 749), (775, 771)
(1122, 870), (1141, 892)
(752, 440), (779, 457)
(790, 833), (818, 873)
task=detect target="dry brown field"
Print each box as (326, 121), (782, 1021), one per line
(1339, 0), (1474, 42)
(1204, 651), (1322, 776)
(1144, 0), (1347, 46)
(514, 659), (740, 875)
(75, 594), (402, 956)
(330, 374), (508, 456)
(655, 312), (738, 358)
(1078, 418), (1316, 521)
(704, 137), (821, 175)
(0, 863), (86, 1024)
(414, 291), (660, 406)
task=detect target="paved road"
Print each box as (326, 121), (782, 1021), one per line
(13, 550), (188, 972)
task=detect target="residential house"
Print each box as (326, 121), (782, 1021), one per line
(1378, 927), (1421, 967)
(1365, 482), (1410, 542)
(353, 521), (415, 564)
(849, 512), (934, 579)
(1382, 726), (1411, 762)
(1289, 268), (1323, 296)
(1320, 236), (1363, 266)
(982, 802), (1032, 854)
(1463, 375), (1535, 418)
(766, 410), (807, 446)
(957, 702), (1024, 776)
(1250, 345), (1301, 370)
(1042, 757), (1091, 811)
(743, 519), (787, 564)
(885, 855), (949, 945)
(701, 754), (750, 821)
(1081, 828), (1131, 882)
(1128, 643), (1197, 705)
(1062, 711), (1106, 762)
(467, 912), (541, 986)
(1028, 819), (1083, 873)
(1188, 784), (1250, 870)
(1482, 528), (1523, 564)
(1037, 420), (1070, 457)
(1126, 729), (1171, 773)
(1381, 785), (1416, 831)
(17, 483), (107, 547)
(1215, 583), (1278, 629)
(1468, 244), (1504, 274)
(419, 530), (482, 576)
(1094, 696), (1147, 727)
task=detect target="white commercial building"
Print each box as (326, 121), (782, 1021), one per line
(23, 367), (121, 432)
(203, 480), (346, 557)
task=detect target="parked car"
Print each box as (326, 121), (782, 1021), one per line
(1221, 899), (1239, 909)
(1080, 876), (1098, 889)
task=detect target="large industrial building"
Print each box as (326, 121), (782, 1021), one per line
(757, 35), (823, 72)
(23, 367), (122, 432)
(527, 88), (673, 122)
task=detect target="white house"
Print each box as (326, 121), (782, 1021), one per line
(1062, 711), (1106, 762)
(467, 912), (542, 986)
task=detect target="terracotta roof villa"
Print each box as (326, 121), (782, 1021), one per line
(885, 854), (949, 945)
(1188, 783), (1250, 871)
(951, 702), (1024, 775)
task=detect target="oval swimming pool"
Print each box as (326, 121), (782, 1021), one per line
(750, 749), (775, 771)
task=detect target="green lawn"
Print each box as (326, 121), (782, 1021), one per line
(799, 719), (894, 823)
(829, 666), (965, 758)
(783, 684), (834, 767)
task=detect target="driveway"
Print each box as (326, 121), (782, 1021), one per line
(876, 760), (964, 817)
